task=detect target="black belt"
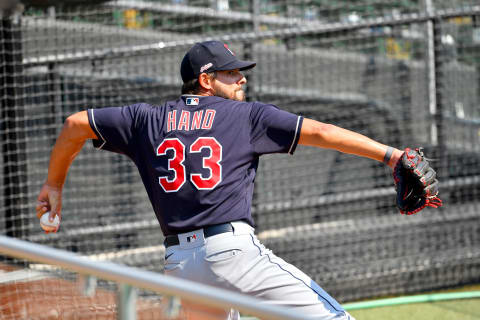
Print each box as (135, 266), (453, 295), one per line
(164, 223), (234, 248)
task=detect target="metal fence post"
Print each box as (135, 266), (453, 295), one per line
(117, 283), (137, 320)
(426, 0), (449, 181)
(425, 0), (438, 147)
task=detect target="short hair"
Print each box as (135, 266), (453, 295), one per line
(181, 72), (216, 95)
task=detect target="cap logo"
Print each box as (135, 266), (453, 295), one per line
(200, 62), (213, 73)
(224, 44), (235, 56)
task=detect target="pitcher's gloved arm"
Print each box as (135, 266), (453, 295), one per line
(298, 118), (403, 168)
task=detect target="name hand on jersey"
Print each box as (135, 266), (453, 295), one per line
(167, 109), (216, 132)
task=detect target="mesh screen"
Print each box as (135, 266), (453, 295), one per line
(1, 0), (480, 304)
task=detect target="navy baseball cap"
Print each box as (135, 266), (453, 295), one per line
(180, 41), (256, 83)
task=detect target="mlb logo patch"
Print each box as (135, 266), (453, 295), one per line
(180, 231), (204, 247)
(187, 234), (197, 242)
(186, 97), (199, 106)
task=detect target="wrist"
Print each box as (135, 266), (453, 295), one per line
(388, 149), (403, 169)
(45, 179), (64, 189)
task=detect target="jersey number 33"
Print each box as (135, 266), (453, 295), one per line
(156, 137), (222, 192)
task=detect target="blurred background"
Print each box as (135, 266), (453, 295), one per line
(1, 0), (479, 306)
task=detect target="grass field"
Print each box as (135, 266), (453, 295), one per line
(348, 285), (480, 320)
(349, 298), (480, 320)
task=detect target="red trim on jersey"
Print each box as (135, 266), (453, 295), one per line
(167, 111), (177, 132)
(178, 110), (191, 131)
(191, 110), (203, 130)
(202, 109), (216, 130)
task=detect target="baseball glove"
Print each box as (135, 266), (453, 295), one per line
(393, 148), (442, 215)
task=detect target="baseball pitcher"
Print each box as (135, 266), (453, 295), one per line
(36, 41), (442, 319)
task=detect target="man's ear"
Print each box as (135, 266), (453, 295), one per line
(198, 73), (214, 91)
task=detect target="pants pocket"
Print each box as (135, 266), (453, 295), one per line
(204, 248), (243, 262)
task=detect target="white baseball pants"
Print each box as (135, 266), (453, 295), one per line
(164, 221), (355, 320)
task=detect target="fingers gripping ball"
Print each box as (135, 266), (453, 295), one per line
(393, 148), (443, 215)
(40, 212), (60, 232)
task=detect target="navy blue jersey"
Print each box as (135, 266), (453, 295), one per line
(88, 95), (303, 235)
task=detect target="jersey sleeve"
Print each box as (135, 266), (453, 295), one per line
(87, 103), (146, 156)
(249, 102), (303, 155)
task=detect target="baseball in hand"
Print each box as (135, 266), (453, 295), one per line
(40, 212), (60, 232)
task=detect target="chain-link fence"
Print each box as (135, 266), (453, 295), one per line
(1, 0), (480, 303)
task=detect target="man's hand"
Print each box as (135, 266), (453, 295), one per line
(36, 183), (62, 233)
(393, 148), (442, 215)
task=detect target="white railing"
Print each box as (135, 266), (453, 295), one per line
(0, 235), (305, 320)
